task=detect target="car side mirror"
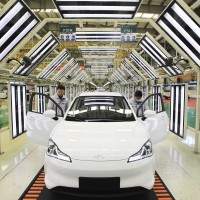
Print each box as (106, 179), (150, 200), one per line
(43, 110), (56, 118)
(144, 110), (156, 118)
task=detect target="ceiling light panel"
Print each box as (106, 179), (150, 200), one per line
(37, 49), (70, 79)
(53, 0), (142, 19)
(52, 58), (77, 81)
(13, 32), (59, 76)
(129, 49), (159, 80)
(157, 0), (200, 68)
(76, 31), (121, 42)
(139, 32), (183, 76)
(121, 60), (143, 81)
(0, 0), (40, 61)
(79, 47), (118, 55)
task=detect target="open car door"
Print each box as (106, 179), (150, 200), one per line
(26, 92), (64, 146)
(136, 93), (169, 145)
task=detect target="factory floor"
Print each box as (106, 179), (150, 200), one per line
(0, 130), (200, 200)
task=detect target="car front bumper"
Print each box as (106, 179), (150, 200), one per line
(44, 154), (155, 191)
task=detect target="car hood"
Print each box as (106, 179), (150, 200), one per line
(51, 121), (149, 161)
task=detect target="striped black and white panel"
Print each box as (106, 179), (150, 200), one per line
(63, 66), (82, 82)
(162, 65), (183, 76)
(52, 58), (77, 81)
(152, 86), (162, 112)
(80, 47), (118, 55)
(36, 85), (45, 114)
(10, 84), (27, 139)
(170, 84), (186, 138)
(122, 60), (143, 81)
(0, 0), (40, 61)
(139, 33), (183, 76)
(39, 50), (70, 79)
(157, 0), (200, 68)
(129, 51), (159, 80)
(13, 32), (60, 76)
(52, 0), (142, 19)
(76, 31), (121, 42)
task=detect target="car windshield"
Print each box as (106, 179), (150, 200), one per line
(65, 96), (135, 122)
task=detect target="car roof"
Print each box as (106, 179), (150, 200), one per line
(78, 92), (123, 97)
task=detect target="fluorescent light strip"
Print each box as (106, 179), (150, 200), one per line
(56, 0), (139, 2)
(167, 66), (176, 75)
(0, 12), (31, 47)
(81, 48), (118, 51)
(59, 6), (136, 11)
(164, 12), (200, 53)
(0, 2), (23, 31)
(41, 53), (68, 79)
(180, 86), (185, 137)
(41, 52), (68, 78)
(171, 3), (200, 39)
(141, 40), (165, 65)
(17, 86), (22, 134)
(139, 43), (163, 66)
(77, 39), (121, 42)
(130, 53), (157, 79)
(23, 86), (26, 130)
(76, 36), (121, 39)
(0, 19), (37, 61)
(11, 86), (17, 138)
(21, 41), (57, 75)
(162, 67), (171, 76)
(158, 20), (200, 67)
(54, 61), (76, 80)
(145, 37), (167, 59)
(123, 62), (138, 78)
(175, 86), (179, 134)
(63, 14), (132, 18)
(31, 36), (53, 59)
(130, 53), (156, 79)
(77, 32), (121, 35)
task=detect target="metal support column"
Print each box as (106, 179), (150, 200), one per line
(194, 72), (200, 153)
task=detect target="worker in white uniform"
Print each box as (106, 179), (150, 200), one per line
(129, 90), (149, 117)
(47, 85), (69, 116)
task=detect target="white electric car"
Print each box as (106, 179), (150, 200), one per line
(26, 92), (168, 196)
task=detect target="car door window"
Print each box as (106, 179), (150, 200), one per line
(29, 92), (64, 117)
(136, 93), (165, 118)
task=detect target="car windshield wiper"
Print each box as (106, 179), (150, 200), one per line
(66, 118), (85, 122)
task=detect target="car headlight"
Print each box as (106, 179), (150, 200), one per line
(128, 139), (153, 163)
(47, 139), (72, 163)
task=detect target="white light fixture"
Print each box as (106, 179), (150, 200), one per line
(138, 32), (183, 76)
(36, 85), (46, 114)
(122, 59), (143, 81)
(80, 47), (119, 55)
(157, 0), (200, 68)
(52, 58), (77, 81)
(38, 49), (70, 79)
(129, 49), (159, 80)
(0, 0), (40, 61)
(10, 84), (27, 138)
(53, 0), (142, 19)
(12, 32), (59, 76)
(170, 84), (186, 138)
